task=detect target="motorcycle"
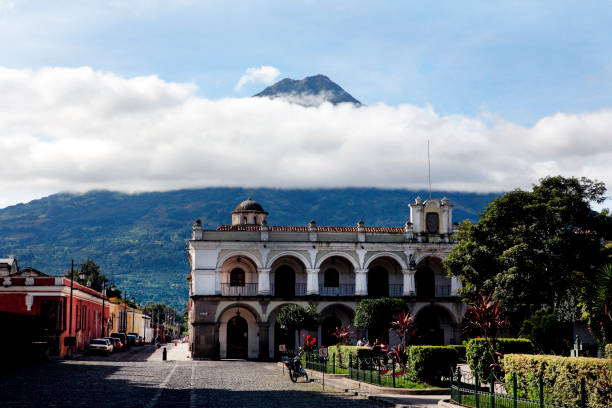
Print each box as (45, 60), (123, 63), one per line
(285, 349), (309, 383)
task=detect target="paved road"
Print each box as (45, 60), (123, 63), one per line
(1, 344), (381, 408)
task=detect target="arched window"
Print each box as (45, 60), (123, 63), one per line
(426, 212), (439, 234)
(230, 268), (245, 286)
(242, 217), (247, 224)
(324, 268), (339, 287)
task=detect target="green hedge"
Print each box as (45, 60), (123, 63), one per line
(405, 346), (459, 384)
(447, 345), (466, 362)
(327, 345), (373, 368)
(606, 343), (612, 359)
(466, 338), (534, 378)
(503, 354), (612, 408)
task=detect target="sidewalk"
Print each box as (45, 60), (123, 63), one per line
(146, 341), (191, 361)
(304, 368), (449, 408)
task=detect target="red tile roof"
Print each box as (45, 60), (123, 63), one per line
(216, 225), (405, 233)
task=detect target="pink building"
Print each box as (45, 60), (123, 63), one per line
(0, 259), (111, 359)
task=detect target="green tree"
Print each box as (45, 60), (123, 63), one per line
(445, 176), (611, 334)
(276, 304), (319, 333)
(64, 258), (108, 292)
(354, 298), (407, 341)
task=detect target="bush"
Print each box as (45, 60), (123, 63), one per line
(327, 345), (373, 368)
(503, 354), (612, 408)
(447, 345), (466, 362)
(405, 346), (459, 384)
(606, 343), (612, 359)
(466, 338), (533, 379)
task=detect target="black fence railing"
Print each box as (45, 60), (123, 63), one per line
(318, 284), (356, 296)
(449, 368), (604, 408)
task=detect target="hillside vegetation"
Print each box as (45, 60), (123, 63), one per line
(0, 188), (498, 309)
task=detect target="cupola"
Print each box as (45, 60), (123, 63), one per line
(231, 198), (268, 226)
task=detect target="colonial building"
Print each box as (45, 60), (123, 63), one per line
(187, 197), (466, 360)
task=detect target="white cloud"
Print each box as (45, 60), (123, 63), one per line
(0, 66), (611, 210)
(234, 65), (280, 92)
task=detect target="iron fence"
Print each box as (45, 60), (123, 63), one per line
(318, 284), (356, 296)
(449, 368), (607, 408)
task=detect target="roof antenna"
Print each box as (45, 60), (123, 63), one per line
(427, 139), (432, 199)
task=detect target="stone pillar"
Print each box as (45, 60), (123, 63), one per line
(258, 322), (270, 360)
(215, 268), (222, 295)
(451, 276), (462, 296)
(355, 269), (368, 295)
(258, 268), (271, 295)
(402, 269), (416, 296)
(306, 268), (320, 295)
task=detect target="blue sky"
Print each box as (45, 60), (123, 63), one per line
(0, 1), (611, 209)
(2, 1), (612, 125)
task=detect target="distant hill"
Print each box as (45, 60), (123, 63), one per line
(254, 74), (361, 106)
(0, 188), (499, 309)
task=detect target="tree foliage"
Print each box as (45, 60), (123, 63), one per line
(276, 304), (319, 332)
(445, 176), (611, 333)
(64, 258), (108, 292)
(354, 298), (407, 341)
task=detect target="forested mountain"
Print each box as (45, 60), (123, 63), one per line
(0, 188), (498, 309)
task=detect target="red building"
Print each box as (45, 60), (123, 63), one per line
(0, 258), (111, 360)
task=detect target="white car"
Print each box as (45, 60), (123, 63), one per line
(88, 338), (113, 356)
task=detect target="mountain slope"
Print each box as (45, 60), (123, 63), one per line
(254, 74), (361, 106)
(0, 188), (499, 309)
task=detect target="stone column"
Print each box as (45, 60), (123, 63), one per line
(257, 268), (271, 295)
(306, 268), (320, 295)
(355, 269), (368, 295)
(215, 268), (222, 295)
(402, 269), (416, 296)
(258, 322), (270, 360)
(451, 276), (461, 296)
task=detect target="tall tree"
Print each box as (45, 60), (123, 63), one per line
(445, 176), (611, 332)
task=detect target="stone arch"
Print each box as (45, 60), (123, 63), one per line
(366, 254), (405, 298)
(318, 255), (357, 296)
(266, 302), (310, 359)
(217, 303), (261, 359)
(269, 255), (307, 297)
(217, 251), (262, 269)
(413, 303), (456, 345)
(266, 251), (311, 269)
(318, 303), (357, 346)
(364, 252), (408, 270)
(315, 251), (359, 270)
(219, 255), (259, 296)
(215, 302), (262, 323)
(414, 253), (446, 265)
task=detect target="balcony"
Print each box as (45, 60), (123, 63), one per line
(388, 284), (404, 297)
(435, 284), (452, 297)
(221, 283), (258, 296)
(270, 283), (307, 297)
(319, 284), (355, 296)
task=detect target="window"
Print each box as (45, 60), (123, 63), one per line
(242, 217), (247, 224)
(426, 212), (439, 234)
(82, 305), (87, 330)
(230, 268), (246, 286)
(76, 301), (82, 331)
(324, 268), (339, 287)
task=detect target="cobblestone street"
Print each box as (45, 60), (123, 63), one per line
(1, 345), (381, 408)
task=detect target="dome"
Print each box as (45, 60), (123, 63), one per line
(233, 197), (266, 213)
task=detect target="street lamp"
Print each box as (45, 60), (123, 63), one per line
(101, 277), (107, 337)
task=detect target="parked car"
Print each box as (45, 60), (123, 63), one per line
(126, 334), (137, 346)
(104, 337), (123, 351)
(110, 332), (129, 349)
(128, 333), (144, 346)
(88, 339), (112, 356)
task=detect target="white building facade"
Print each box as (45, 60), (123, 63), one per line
(187, 197), (465, 360)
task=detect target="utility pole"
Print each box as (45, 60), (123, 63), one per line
(69, 259), (74, 336)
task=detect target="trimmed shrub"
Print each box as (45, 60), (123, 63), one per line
(503, 354), (612, 408)
(606, 343), (612, 359)
(466, 338), (533, 379)
(405, 346), (459, 385)
(327, 345), (373, 368)
(447, 345), (466, 362)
